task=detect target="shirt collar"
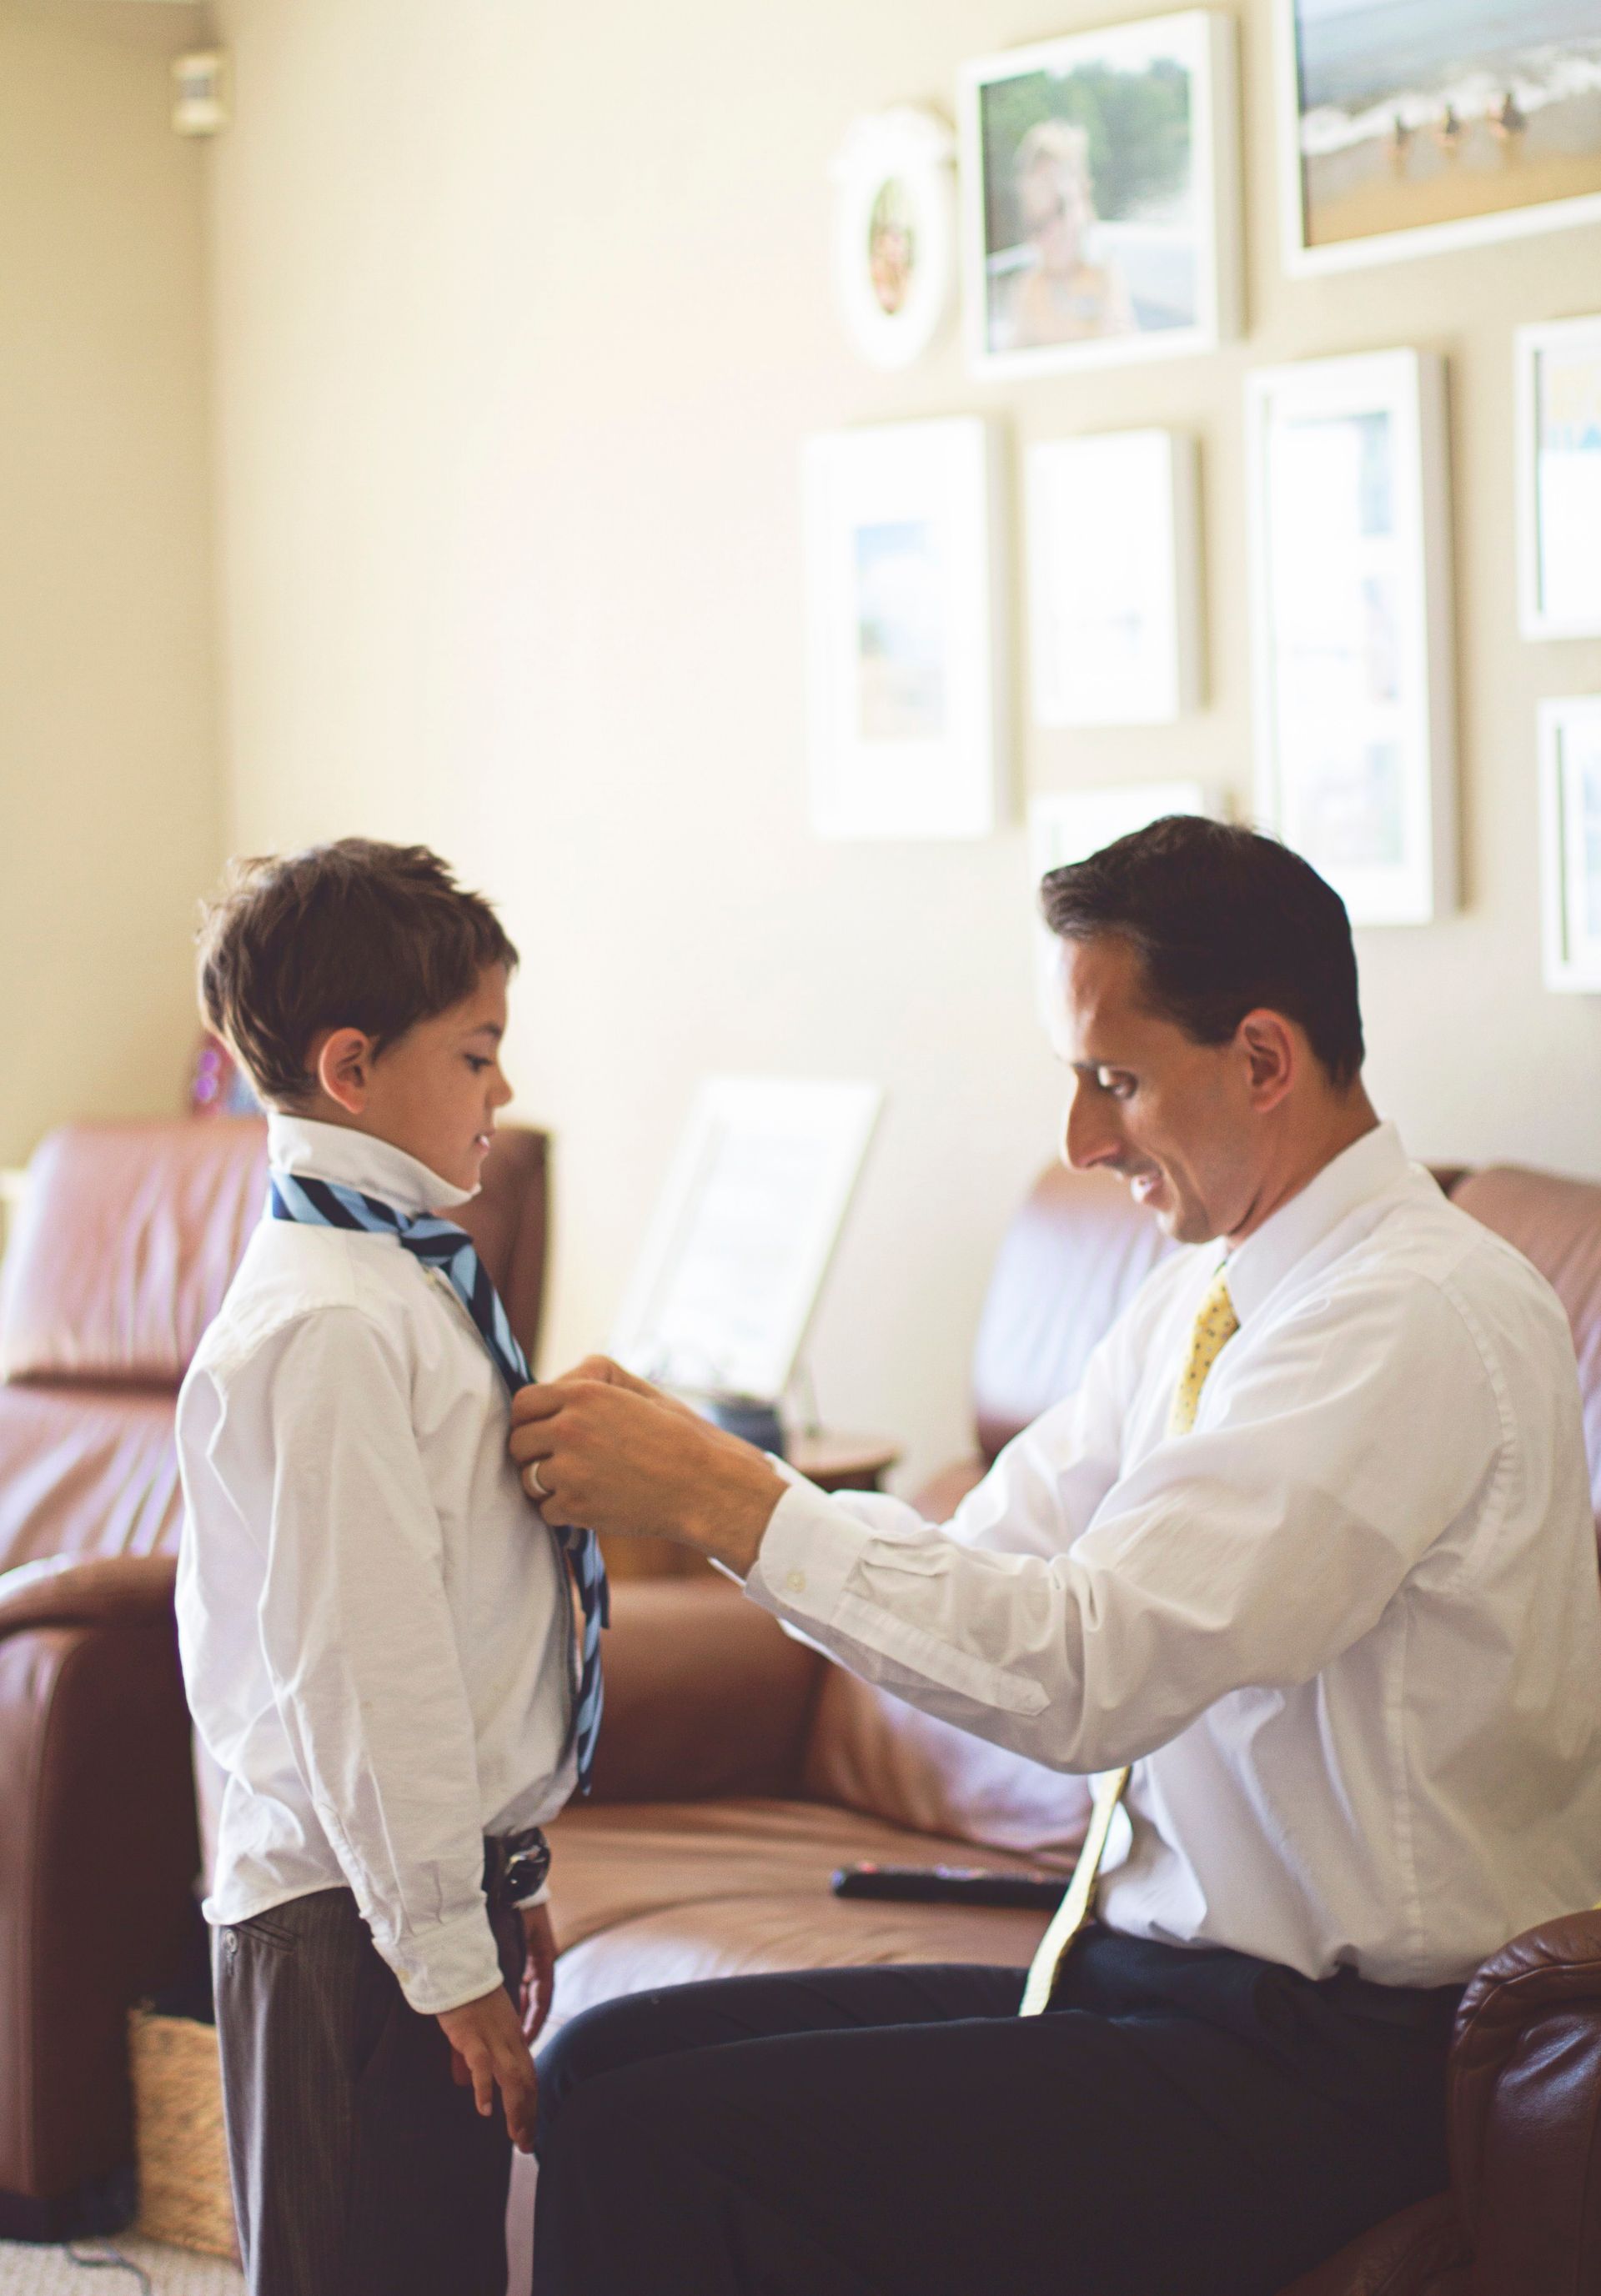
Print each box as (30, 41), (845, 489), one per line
(1221, 1120), (1410, 1326)
(266, 1112), (477, 1216)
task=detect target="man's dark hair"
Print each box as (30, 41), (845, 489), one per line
(1040, 816), (1365, 1086)
(198, 839), (519, 1106)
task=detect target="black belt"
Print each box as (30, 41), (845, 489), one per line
(482, 1826), (551, 1905)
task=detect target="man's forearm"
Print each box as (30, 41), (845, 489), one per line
(676, 1446), (787, 1577)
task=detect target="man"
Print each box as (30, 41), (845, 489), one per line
(510, 820), (1601, 2296)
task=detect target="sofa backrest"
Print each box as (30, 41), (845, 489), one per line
(0, 1119), (549, 1572)
(1447, 1164), (1601, 1554)
(970, 1164), (1175, 1465)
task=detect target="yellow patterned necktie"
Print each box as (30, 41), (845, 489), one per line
(1018, 1266), (1239, 2017)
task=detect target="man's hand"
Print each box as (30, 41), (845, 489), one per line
(508, 1361), (785, 1577)
(519, 1901), (557, 2045)
(437, 1983), (539, 2152)
(546, 1355), (705, 1423)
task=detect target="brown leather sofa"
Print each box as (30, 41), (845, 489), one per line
(548, 1160), (1601, 2296)
(0, 1118), (551, 2238)
(3, 1126), (1598, 2285)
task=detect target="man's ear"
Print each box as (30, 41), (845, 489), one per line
(1237, 1010), (1297, 1113)
(310, 1026), (377, 1116)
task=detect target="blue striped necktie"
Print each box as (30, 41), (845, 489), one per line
(268, 1170), (610, 1794)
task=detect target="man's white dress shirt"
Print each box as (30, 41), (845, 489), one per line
(176, 1115), (575, 2017)
(749, 1125), (1601, 1987)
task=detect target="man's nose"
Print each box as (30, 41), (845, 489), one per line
(1062, 1084), (1122, 1173)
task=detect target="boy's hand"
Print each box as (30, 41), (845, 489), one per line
(519, 1902), (558, 2043)
(437, 1984), (539, 2152)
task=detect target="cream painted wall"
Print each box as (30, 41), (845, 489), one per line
(0, 0), (220, 1166)
(205, 0), (1601, 1488)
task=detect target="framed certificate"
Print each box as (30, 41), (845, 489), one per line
(610, 1078), (882, 1402)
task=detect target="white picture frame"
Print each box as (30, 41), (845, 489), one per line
(831, 108), (958, 371)
(1027, 429), (1202, 726)
(1539, 698), (1601, 993)
(804, 417), (1008, 840)
(1246, 348), (1457, 927)
(1028, 784), (1227, 1013)
(610, 1078), (883, 1402)
(958, 10), (1241, 381)
(1274, 0), (1601, 278)
(1518, 316), (1601, 642)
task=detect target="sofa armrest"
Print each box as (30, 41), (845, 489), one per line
(1444, 1907), (1601, 2293)
(0, 1552), (177, 1638)
(1273, 2193), (1468, 2296)
(587, 1577), (823, 1805)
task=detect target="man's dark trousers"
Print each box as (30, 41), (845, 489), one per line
(533, 1931), (1458, 2296)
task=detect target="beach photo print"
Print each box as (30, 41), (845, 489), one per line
(959, 11), (1240, 378)
(1277, 0), (1601, 271)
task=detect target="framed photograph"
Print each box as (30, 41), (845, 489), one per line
(1027, 429), (1202, 725)
(1246, 348), (1457, 927)
(1539, 698), (1601, 992)
(610, 1079), (883, 1402)
(1276, 0), (1601, 274)
(958, 11), (1241, 379)
(831, 108), (957, 370)
(1028, 784), (1227, 1012)
(804, 417), (1007, 840)
(1518, 316), (1601, 641)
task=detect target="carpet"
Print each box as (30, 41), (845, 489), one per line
(0, 2236), (243, 2295)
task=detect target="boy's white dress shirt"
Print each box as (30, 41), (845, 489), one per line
(750, 1125), (1601, 1987)
(176, 1115), (575, 2017)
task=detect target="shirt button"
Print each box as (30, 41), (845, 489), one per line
(785, 1568), (807, 1593)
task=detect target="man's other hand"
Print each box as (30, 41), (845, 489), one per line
(519, 1901), (557, 2045)
(507, 1366), (785, 1576)
(438, 1983), (539, 2152)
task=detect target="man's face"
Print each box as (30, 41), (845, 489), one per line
(361, 963), (514, 1194)
(1048, 935), (1262, 1246)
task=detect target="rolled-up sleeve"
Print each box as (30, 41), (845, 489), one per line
(248, 1311), (500, 2014)
(747, 1274), (1506, 1773)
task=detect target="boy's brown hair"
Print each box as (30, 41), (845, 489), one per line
(198, 839), (519, 1106)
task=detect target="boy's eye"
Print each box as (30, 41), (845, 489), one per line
(465, 1055), (491, 1074)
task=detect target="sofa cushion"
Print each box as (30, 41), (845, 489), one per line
(800, 1667), (1092, 1858)
(544, 1797), (1055, 2028)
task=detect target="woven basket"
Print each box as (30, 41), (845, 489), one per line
(128, 2008), (240, 2261)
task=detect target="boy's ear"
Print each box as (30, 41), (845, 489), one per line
(311, 1026), (377, 1115)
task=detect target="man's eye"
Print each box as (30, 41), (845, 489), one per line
(1096, 1068), (1136, 1100)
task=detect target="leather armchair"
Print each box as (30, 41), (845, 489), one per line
(0, 1117), (550, 2237)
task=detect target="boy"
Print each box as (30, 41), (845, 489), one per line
(176, 839), (606, 2296)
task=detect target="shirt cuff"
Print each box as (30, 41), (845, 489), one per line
(745, 1480), (869, 1630)
(379, 1902), (504, 2016)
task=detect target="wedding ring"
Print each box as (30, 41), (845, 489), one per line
(527, 1461), (550, 1500)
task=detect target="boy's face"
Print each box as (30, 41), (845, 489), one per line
(309, 964), (514, 1196)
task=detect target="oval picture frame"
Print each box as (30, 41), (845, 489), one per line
(831, 108), (956, 371)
